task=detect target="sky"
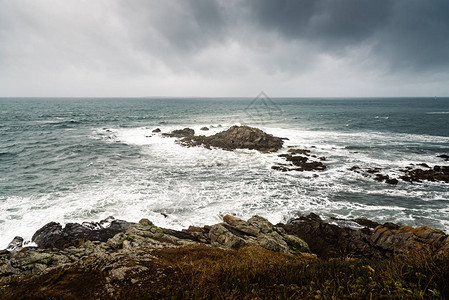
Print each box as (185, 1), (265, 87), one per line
(1, 0), (449, 97)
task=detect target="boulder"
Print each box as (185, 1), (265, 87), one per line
(6, 236), (24, 252)
(200, 127), (209, 131)
(152, 128), (161, 133)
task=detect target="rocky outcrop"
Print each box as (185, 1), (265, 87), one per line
(176, 125), (284, 153)
(31, 217), (131, 249)
(272, 148), (327, 172)
(349, 166), (399, 185)
(0, 215), (311, 283)
(162, 128), (195, 138)
(274, 153), (326, 172)
(280, 214), (382, 259)
(2, 213), (448, 288)
(207, 215), (310, 254)
(400, 165), (449, 183)
(349, 163), (449, 185)
(281, 213), (449, 259)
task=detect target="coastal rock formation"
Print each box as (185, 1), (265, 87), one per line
(2, 214), (449, 298)
(0, 215), (310, 282)
(400, 165), (449, 183)
(272, 148), (327, 172)
(162, 128), (195, 138)
(349, 166), (399, 185)
(281, 213), (449, 259)
(178, 125), (285, 152)
(31, 217), (131, 249)
(349, 164), (449, 185)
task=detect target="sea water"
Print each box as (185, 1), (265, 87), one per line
(1, 97), (448, 248)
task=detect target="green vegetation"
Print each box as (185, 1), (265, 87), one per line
(3, 245), (448, 299)
(22, 255), (54, 266)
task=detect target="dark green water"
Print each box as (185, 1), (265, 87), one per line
(1, 97), (448, 247)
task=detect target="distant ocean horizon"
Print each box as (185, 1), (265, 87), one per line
(1, 97), (449, 248)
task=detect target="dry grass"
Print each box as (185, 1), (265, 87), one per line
(1, 245), (448, 299)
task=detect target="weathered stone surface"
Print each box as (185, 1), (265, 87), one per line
(281, 213), (449, 259)
(32, 217), (131, 249)
(2, 213), (448, 288)
(209, 224), (248, 249)
(6, 237), (23, 253)
(178, 125), (284, 153)
(370, 225), (448, 253)
(280, 213), (380, 259)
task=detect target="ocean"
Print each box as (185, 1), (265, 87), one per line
(1, 97), (449, 248)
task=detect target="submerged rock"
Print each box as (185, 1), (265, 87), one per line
(437, 154), (449, 161)
(152, 128), (161, 133)
(274, 153), (326, 172)
(200, 126), (209, 131)
(400, 165), (449, 183)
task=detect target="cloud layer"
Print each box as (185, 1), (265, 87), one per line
(1, 0), (449, 97)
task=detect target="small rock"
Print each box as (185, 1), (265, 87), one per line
(437, 154), (449, 161)
(200, 127), (209, 131)
(152, 128), (161, 133)
(385, 178), (399, 185)
(162, 128), (195, 138)
(6, 236), (23, 252)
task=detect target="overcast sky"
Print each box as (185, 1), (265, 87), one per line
(1, 0), (449, 97)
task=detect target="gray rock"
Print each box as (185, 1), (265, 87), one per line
(32, 218), (132, 249)
(6, 236), (24, 252)
(209, 224), (247, 249)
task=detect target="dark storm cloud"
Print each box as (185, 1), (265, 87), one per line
(1, 0), (449, 96)
(247, 0), (449, 72)
(117, 0), (228, 57)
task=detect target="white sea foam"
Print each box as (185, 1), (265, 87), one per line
(2, 123), (449, 249)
